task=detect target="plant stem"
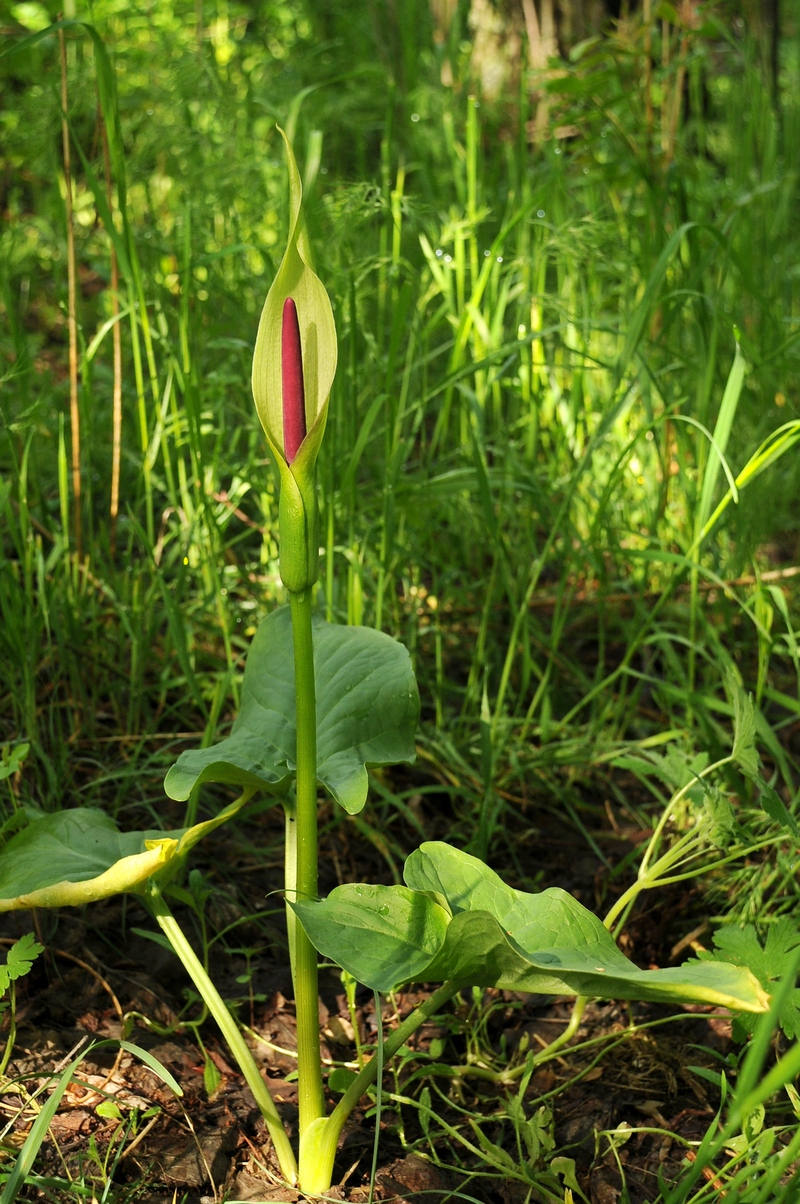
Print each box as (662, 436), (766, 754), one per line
(604, 754), (739, 934)
(288, 588), (325, 1134)
(99, 108), (122, 556)
(0, 982), (17, 1078)
(532, 994), (587, 1063)
(297, 980), (462, 1193)
(283, 794), (298, 984)
(145, 885), (297, 1185)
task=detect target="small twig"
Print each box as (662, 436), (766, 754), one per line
(670, 919), (710, 961)
(684, 1147), (726, 1191)
(47, 945), (124, 1021)
(53, 1034), (90, 1074)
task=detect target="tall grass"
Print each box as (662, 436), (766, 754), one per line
(2, 5), (800, 1199)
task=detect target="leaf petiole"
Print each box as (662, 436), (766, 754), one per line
(288, 587), (326, 1135)
(143, 883), (298, 1185)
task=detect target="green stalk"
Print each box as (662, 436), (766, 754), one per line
(0, 982), (17, 1078)
(532, 994), (587, 1064)
(283, 793), (298, 983)
(288, 588), (326, 1134)
(145, 884), (298, 1185)
(297, 980), (461, 1193)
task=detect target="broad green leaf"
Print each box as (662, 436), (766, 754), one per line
(0, 797), (247, 912)
(707, 789), (738, 848)
(295, 842), (769, 1012)
(469, 1119), (517, 1170)
(328, 1067), (358, 1093)
(611, 748), (709, 791)
(550, 1156), (582, 1195)
(203, 1050), (222, 1096)
(407, 844), (768, 1009)
(292, 883), (449, 993)
(165, 607), (419, 814)
(728, 682), (793, 831)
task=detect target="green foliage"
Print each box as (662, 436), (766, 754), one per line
(1, 4), (799, 1196)
(0, 743), (29, 784)
(732, 683), (760, 781)
(701, 919), (800, 1041)
(731, 677), (798, 833)
(0, 796), (248, 910)
(0, 932), (43, 997)
(165, 605), (419, 813)
(294, 841), (768, 1010)
(1, 2), (799, 853)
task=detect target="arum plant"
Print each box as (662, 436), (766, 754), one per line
(141, 134), (773, 1192)
(0, 131), (771, 1198)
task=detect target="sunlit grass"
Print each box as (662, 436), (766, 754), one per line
(1, 2), (800, 1195)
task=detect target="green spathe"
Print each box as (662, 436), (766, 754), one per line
(0, 797), (248, 911)
(293, 842), (770, 1012)
(251, 128), (337, 592)
(165, 606), (419, 814)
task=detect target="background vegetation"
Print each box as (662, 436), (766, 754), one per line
(2, 0), (800, 1197)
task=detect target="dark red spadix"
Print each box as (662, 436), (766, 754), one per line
(281, 296), (306, 463)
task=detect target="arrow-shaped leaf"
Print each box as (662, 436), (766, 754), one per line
(294, 842), (769, 1013)
(165, 607), (419, 815)
(0, 797), (247, 912)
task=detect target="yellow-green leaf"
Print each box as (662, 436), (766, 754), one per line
(0, 796), (249, 911)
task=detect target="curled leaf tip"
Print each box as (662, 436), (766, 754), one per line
(281, 296), (306, 463)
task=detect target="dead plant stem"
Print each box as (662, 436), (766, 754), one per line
(59, 26), (82, 562)
(100, 110), (123, 554)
